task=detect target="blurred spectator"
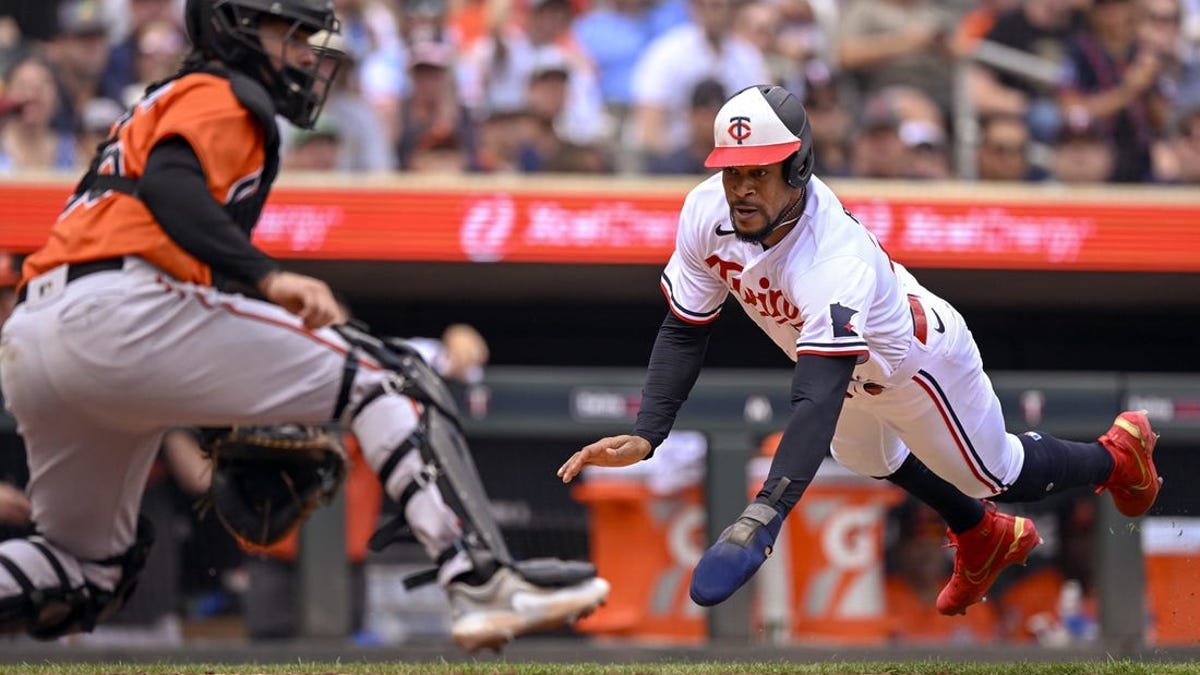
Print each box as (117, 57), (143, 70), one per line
(775, 0), (831, 72)
(47, 0), (111, 134)
(968, 0), (1080, 143)
(734, 2), (785, 85)
(474, 108), (529, 172)
(803, 61), (852, 177)
(526, 0), (608, 146)
(628, 0), (769, 164)
(975, 112), (1037, 181)
(459, 0), (607, 147)
(851, 89), (907, 178)
(0, 15), (25, 76)
(1137, 0), (1190, 122)
(0, 54), (77, 172)
(997, 496), (1100, 646)
(335, 0), (407, 146)
(900, 118), (952, 179)
(1059, 0), (1168, 182)
(76, 95), (124, 164)
(98, 0), (177, 103)
(409, 132), (473, 172)
(884, 498), (999, 644)
(837, 0), (957, 117)
(850, 86), (943, 178)
(644, 77), (724, 174)
(397, 39), (475, 170)
(403, 0), (452, 45)
(458, 1), (532, 119)
(447, 0), (490, 48)
(951, 0), (1023, 56)
(1153, 102), (1200, 180)
(283, 119), (343, 171)
(572, 0), (655, 113)
(1049, 116), (1117, 183)
(118, 18), (187, 107)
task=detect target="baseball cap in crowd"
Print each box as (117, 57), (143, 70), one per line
(704, 85), (809, 168)
(690, 78), (726, 111)
(409, 40), (453, 70)
(860, 90), (903, 132)
(81, 97), (125, 136)
(899, 119), (946, 150)
(57, 0), (107, 38)
(530, 46), (571, 80)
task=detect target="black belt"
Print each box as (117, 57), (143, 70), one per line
(16, 257), (125, 304)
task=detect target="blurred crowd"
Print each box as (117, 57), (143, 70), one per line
(4, 0), (1200, 181)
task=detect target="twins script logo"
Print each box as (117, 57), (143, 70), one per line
(705, 255), (803, 329)
(727, 116), (752, 144)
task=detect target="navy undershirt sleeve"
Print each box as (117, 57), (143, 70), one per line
(632, 312), (713, 456)
(138, 137), (278, 286)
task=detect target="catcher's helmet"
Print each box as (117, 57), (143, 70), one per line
(184, 0), (344, 128)
(704, 85), (814, 189)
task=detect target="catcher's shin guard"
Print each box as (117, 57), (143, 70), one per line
(351, 389), (510, 586)
(339, 324), (514, 582)
(0, 517), (153, 639)
(340, 324), (598, 595)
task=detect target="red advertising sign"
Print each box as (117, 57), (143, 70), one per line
(2, 177), (1197, 272)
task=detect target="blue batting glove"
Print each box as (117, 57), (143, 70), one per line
(689, 502), (782, 606)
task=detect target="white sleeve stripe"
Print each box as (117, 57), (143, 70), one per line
(795, 340), (869, 349)
(797, 347), (869, 356)
(659, 275), (721, 320)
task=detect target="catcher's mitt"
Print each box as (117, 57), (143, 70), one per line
(200, 424), (346, 550)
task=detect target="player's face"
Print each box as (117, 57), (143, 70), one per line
(721, 162), (797, 244)
(258, 18), (320, 72)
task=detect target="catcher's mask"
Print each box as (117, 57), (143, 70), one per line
(185, 0), (345, 128)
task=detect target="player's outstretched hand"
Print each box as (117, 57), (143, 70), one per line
(258, 270), (347, 329)
(558, 434), (652, 483)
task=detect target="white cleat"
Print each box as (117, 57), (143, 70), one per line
(447, 567), (610, 652)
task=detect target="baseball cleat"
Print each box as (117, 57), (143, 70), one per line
(447, 566), (609, 652)
(936, 504), (1041, 616)
(689, 503), (782, 607)
(1095, 410), (1162, 517)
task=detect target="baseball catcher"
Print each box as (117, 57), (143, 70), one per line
(0, 0), (606, 650)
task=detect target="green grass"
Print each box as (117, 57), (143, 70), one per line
(2, 662), (1199, 675)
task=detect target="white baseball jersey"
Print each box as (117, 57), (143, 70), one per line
(661, 174), (1026, 498)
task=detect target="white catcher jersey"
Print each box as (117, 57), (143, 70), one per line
(662, 174), (928, 387)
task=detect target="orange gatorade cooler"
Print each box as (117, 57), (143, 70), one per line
(1142, 517), (1200, 644)
(750, 433), (904, 644)
(569, 431), (708, 642)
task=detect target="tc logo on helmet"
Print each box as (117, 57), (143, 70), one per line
(727, 116), (752, 144)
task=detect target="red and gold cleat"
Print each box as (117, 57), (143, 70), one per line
(936, 504), (1041, 616)
(1096, 410), (1162, 517)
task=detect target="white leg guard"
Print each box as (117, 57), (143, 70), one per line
(351, 392), (470, 585)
